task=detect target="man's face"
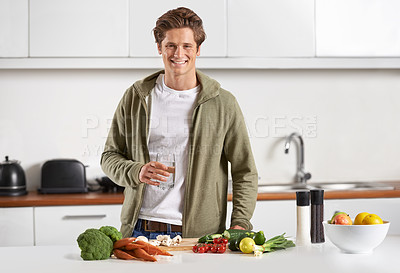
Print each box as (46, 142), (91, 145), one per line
(157, 28), (200, 78)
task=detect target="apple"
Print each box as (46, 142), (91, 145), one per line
(329, 212), (347, 224)
(331, 213), (352, 225)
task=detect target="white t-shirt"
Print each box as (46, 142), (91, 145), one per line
(138, 74), (200, 225)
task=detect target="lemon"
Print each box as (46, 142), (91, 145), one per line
(239, 237), (256, 254)
(354, 212), (369, 225)
(362, 214), (383, 225)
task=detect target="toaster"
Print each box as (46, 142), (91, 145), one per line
(39, 159), (88, 194)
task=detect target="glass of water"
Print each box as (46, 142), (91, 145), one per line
(156, 153), (175, 190)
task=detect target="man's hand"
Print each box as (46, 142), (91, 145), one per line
(230, 225), (245, 230)
(139, 161), (170, 186)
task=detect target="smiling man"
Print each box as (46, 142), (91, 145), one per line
(158, 27), (199, 90)
(101, 7), (258, 239)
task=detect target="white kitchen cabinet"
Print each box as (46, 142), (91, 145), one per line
(249, 200), (297, 237)
(226, 200), (296, 237)
(29, 0), (129, 57)
(129, 0), (226, 57)
(0, 207), (34, 246)
(0, 0), (28, 57)
(227, 0), (315, 57)
(316, 0), (400, 57)
(34, 205), (122, 246)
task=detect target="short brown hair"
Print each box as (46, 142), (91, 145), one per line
(153, 7), (206, 48)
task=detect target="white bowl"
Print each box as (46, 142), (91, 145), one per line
(323, 220), (390, 254)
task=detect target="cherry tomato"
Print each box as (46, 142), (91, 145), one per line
(197, 246), (206, 253)
(221, 238), (228, 245)
(217, 244), (226, 253)
(193, 242), (227, 254)
(213, 238), (221, 244)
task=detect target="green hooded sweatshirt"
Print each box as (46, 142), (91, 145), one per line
(101, 70), (258, 238)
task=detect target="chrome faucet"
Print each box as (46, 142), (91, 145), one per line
(284, 132), (312, 184)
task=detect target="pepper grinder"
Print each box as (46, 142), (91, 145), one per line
(310, 189), (325, 243)
(296, 191), (311, 246)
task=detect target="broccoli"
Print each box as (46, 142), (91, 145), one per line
(99, 225), (122, 243)
(77, 228), (113, 260)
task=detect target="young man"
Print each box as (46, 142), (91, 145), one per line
(101, 7), (258, 239)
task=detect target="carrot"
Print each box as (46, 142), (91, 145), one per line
(134, 240), (173, 256)
(113, 249), (136, 260)
(124, 243), (146, 250)
(131, 248), (157, 262)
(113, 237), (136, 249)
(124, 249), (145, 259)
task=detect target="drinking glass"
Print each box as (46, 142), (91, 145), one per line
(156, 153), (175, 190)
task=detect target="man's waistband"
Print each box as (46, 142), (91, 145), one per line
(139, 219), (182, 233)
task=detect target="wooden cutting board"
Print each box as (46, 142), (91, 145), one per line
(158, 238), (198, 251)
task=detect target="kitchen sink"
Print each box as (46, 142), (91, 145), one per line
(257, 182), (395, 193)
(310, 182), (395, 191)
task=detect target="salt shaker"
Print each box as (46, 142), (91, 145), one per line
(311, 189), (325, 243)
(296, 191), (311, 246)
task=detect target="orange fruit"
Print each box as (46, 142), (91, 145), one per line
(354, 212), (369, 225)
(362, 214), (383, 225)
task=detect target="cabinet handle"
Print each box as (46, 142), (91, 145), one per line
(62, 214), (107, 219)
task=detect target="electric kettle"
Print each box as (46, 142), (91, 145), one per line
(0, 156), (27, 196)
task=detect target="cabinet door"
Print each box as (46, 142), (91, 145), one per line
(251, 200), (296, 237)
(316, 0), (400, 57)
(129, 0), (226, 57)
(226, 200), (297, 237)
(228, 0), (315, 57)
(0, 207), (34, 246)
(34, 205), (122, 246)
(29, 0), (129, 57)
(0, 0), (28, 57)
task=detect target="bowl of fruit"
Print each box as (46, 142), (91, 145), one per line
(323, 212), (390, 254)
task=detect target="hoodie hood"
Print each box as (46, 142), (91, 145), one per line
(133, 70), (221, 104)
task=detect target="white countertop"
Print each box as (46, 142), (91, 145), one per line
(1, 236), (399, 273)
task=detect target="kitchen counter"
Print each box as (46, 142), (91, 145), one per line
(1, 181), (400, 207)
(0, 191), (125, 207)
(1, 236), (398, 273)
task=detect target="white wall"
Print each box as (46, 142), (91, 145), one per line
(1, 69), (400, 190)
